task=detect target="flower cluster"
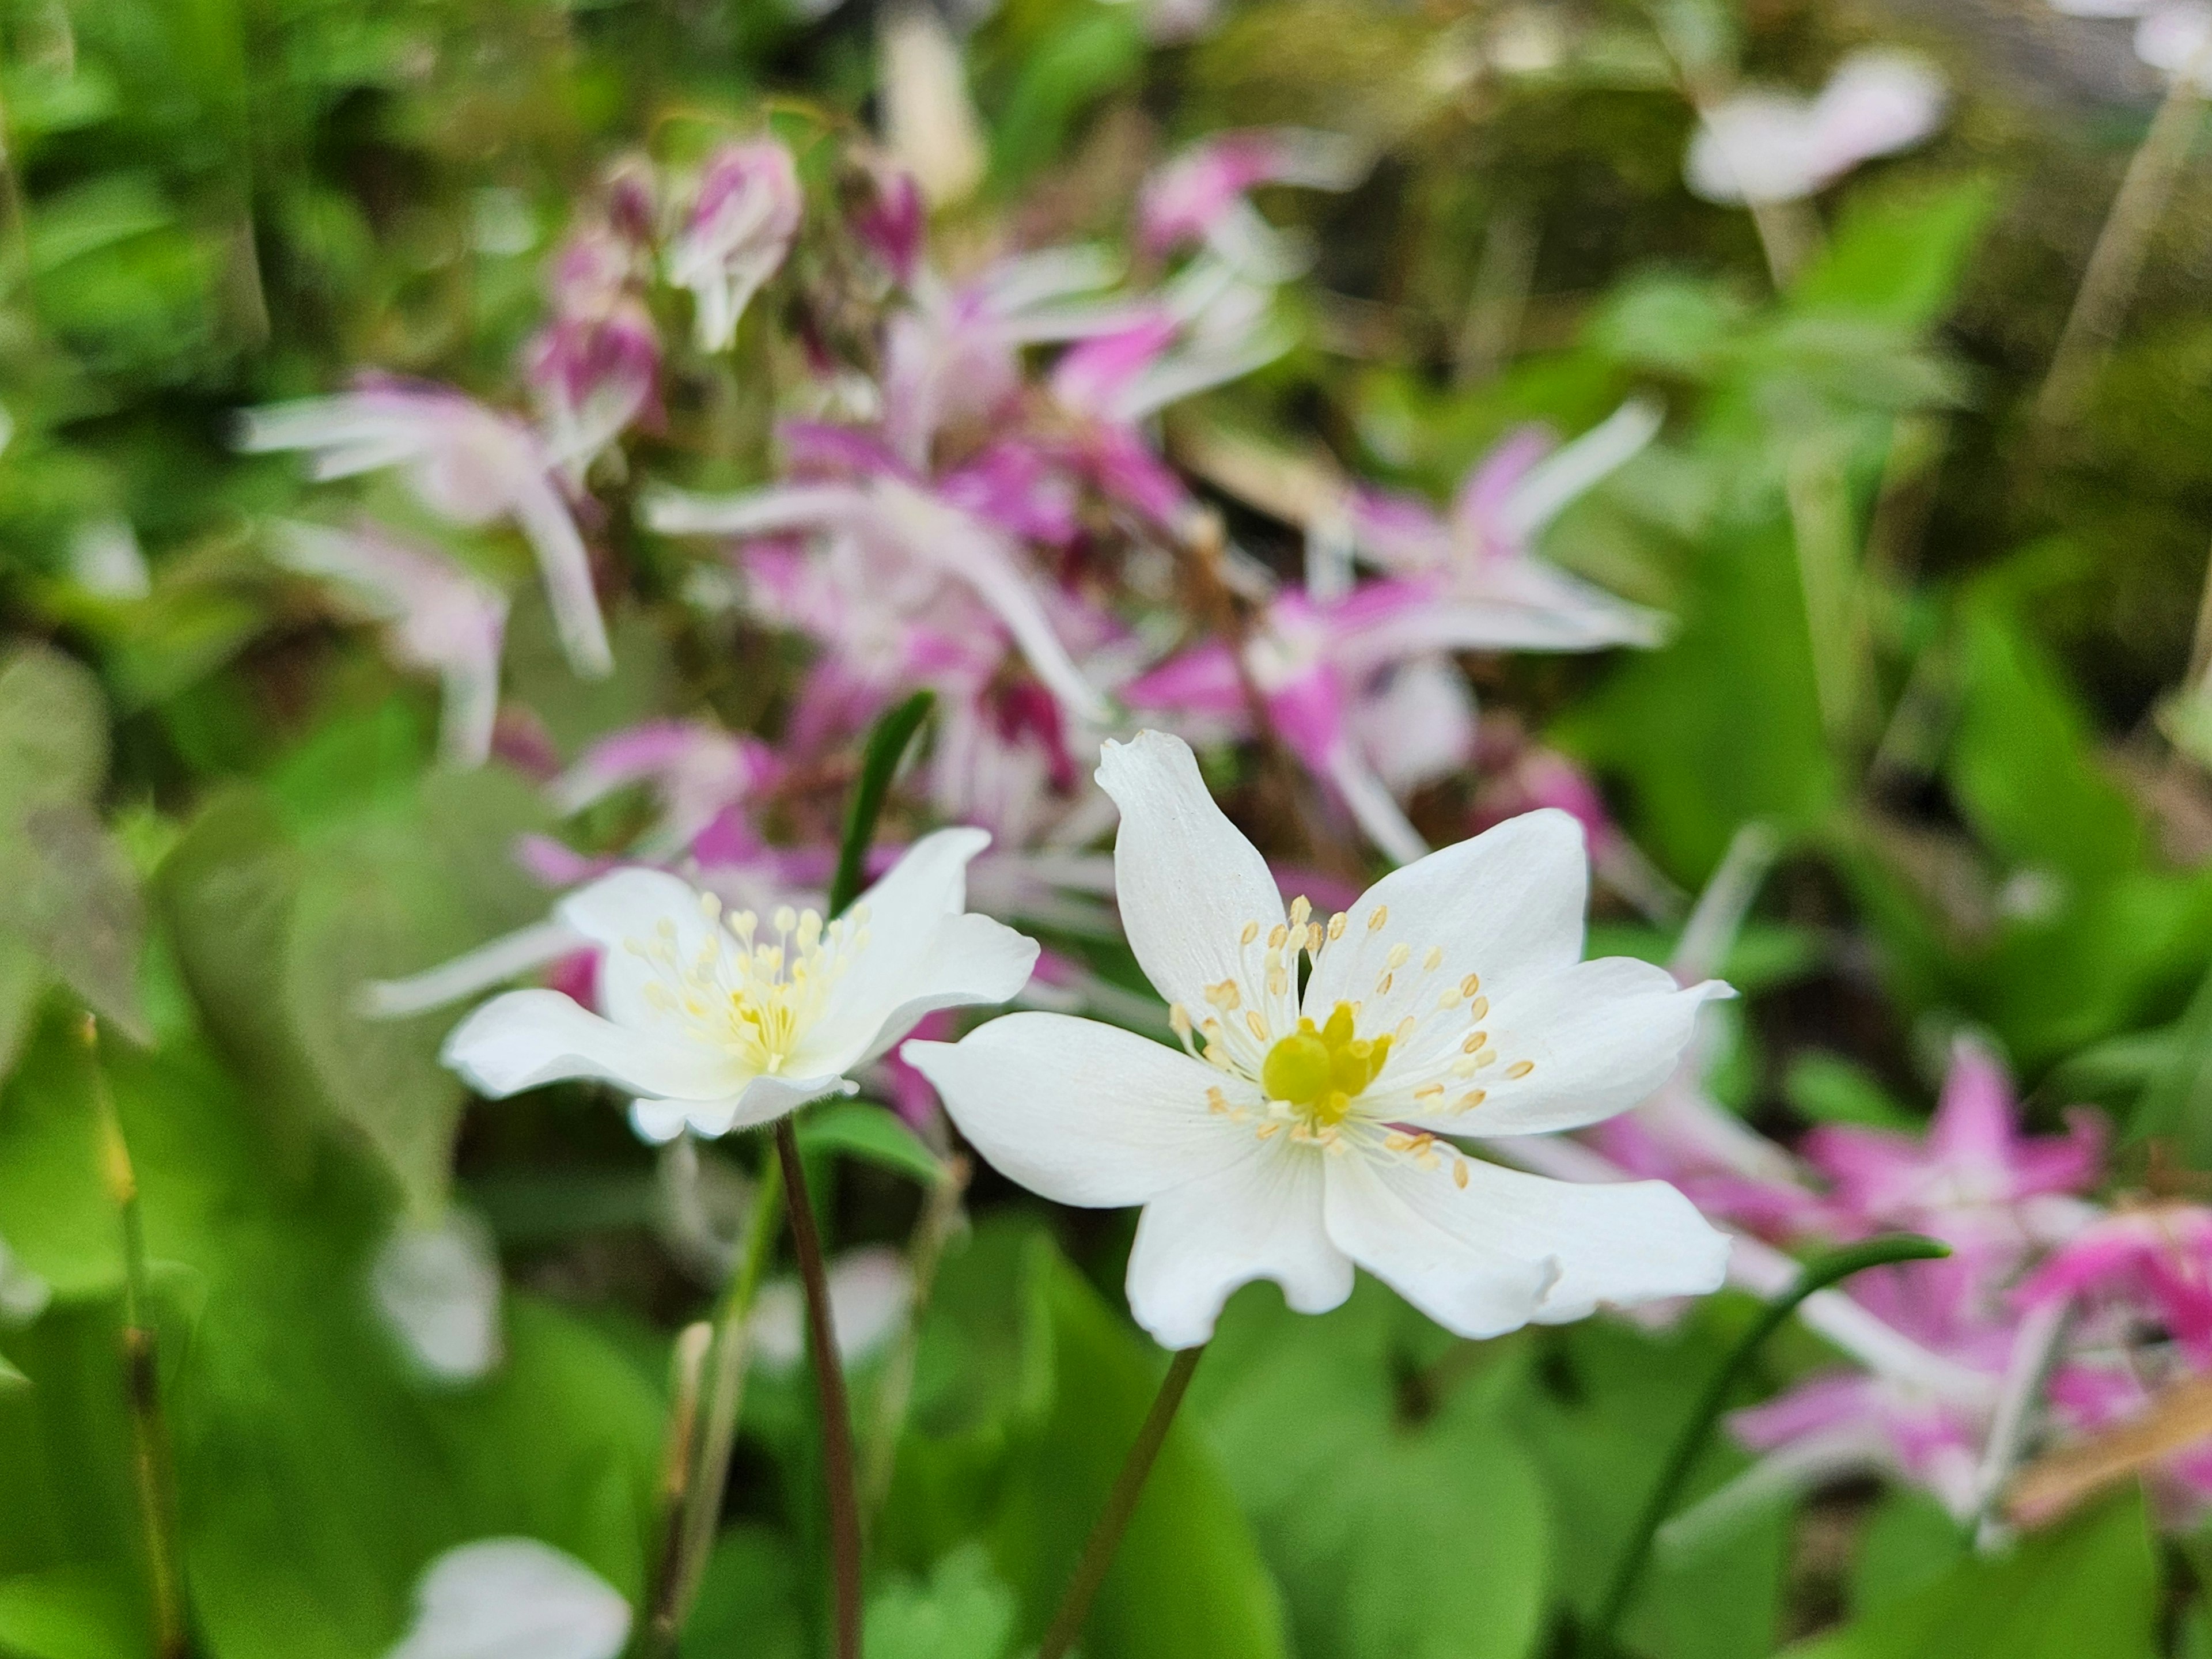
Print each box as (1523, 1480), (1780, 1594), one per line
(1507, 840), (2212, 1535)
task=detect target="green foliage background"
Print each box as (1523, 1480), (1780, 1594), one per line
(3, 0), (2212, 1654)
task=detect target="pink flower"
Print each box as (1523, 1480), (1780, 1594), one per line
(238, 377), (611, 677)
(1121, 579), (1466, 864)
(526, 293), (660, 481)
(2019, 1203), (2212, 1359)
(2044, 1357), (2212, 1522)
(1341, 402), (1666, 652)
(1138, 128), (1364, 277)
(547, 720), (781, 861)
(853, 160), (927, 287)
(1806, 1040), (2103, 1271)
(646, 429), (1111, 724)
(270, 520), (509, 768)
(877, 244), (1134, 469)
(667, 140), (802, 351)
(1041, 287), (1289, 526)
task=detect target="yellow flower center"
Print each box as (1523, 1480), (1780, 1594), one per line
(1260, 1001), (1391, 1127)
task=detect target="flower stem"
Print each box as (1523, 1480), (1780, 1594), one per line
(775, 1118), (863, 1659)
(1036, 1343), (1208, 1659)
(2033, 65), (2210, 437)
(641, 1320), (713, 1659)
(82, 1018), (188, 1659)
(1585, 1235), (1947, 1656)
(639, 1146), (789, 1658)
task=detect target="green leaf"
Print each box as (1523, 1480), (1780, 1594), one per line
(683, 1525), (805, 1659)
(1516, 1311), (1788, 1659)
(0, 1353), (25, 1391)
(797, 1102), (946, 1188)
(1945, 590), (2143, 891)
(1789, 180), (1997, 331)
(880, 1221), (1287, 1659)
(1192, 1279), (1550, 1659)
(1782, 1488), (2159, 1659)
(0, 1565), (150, 1659)
(0, 647), (145, 1043)
(2126, 959), (2212, 1160)
(1560, 514), (1839, 883)
(1849, 1488), (1969, 1619)
(864, 1544), (1018, 1659)
(0, 648), (108, 812)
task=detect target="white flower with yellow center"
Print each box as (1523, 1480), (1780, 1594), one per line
(906, 731), (1732, 1349)
(441, 828), (1038, 1142)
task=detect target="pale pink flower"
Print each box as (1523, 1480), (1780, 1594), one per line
(1685, 50), (1948, 207)
(238, 378), (611, 677)
(666, 140), (802, 351)
(645, 431), (1111, 723)
(547, 720), (780, 861)
(1804, 1037), (2104, 1316)
(1120, 579), (1468, 865)
(525, 225), (661, 479)
(1341, 402), (1666, 651)
(1138, 128), (1365, 278)
(271, 520), (509, 767)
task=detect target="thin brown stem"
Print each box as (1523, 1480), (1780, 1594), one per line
(1036, 1343), (1207, 1659)
(82, 1019), (187, 1659)
(775, 1119), (862, 1659)
(2034, 65), (2210, 436)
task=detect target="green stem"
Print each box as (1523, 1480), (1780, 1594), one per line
(1036, 1343), (1208, 1659)
(2033, 62), (2210, 436)
(1587, 1235), (1948, 1654)
(639, 1321), (712, 1659)
(82, 1019), (188, 1659)
(828, 691), (934, 918)
(777, 1120), (863, 1659)
(639, 1147), (789, 1657)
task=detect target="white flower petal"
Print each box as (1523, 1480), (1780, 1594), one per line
(442, 989), (747, 1101)
(1304, 808), (1588, 1063)
(370, 1212), (504, 1384)
(1403, 959), (1733, 1138)
(1319, 1153), (1554, 1338)
(387, 1537), (631, 1659)
(555, 868), (719, 1031)
(1127, 1141), (1351, 1347)
(800, 829), (1038, 1071)
(906, 1013), (1257, 1206)
(1327, 1153), (1727, 1335)
(1096, 730), (1286, 1016)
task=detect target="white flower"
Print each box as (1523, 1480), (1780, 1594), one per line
(441, 828), (1039, 1142)
(1685, 50), (1948, 207)
(385, 1537), (630, 1659)
(2137, 2), (2212, 90)
(905, 731), (1731, 1349)
(370, 1211), (505, 1384)
(750, 1246), (914, 1373)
